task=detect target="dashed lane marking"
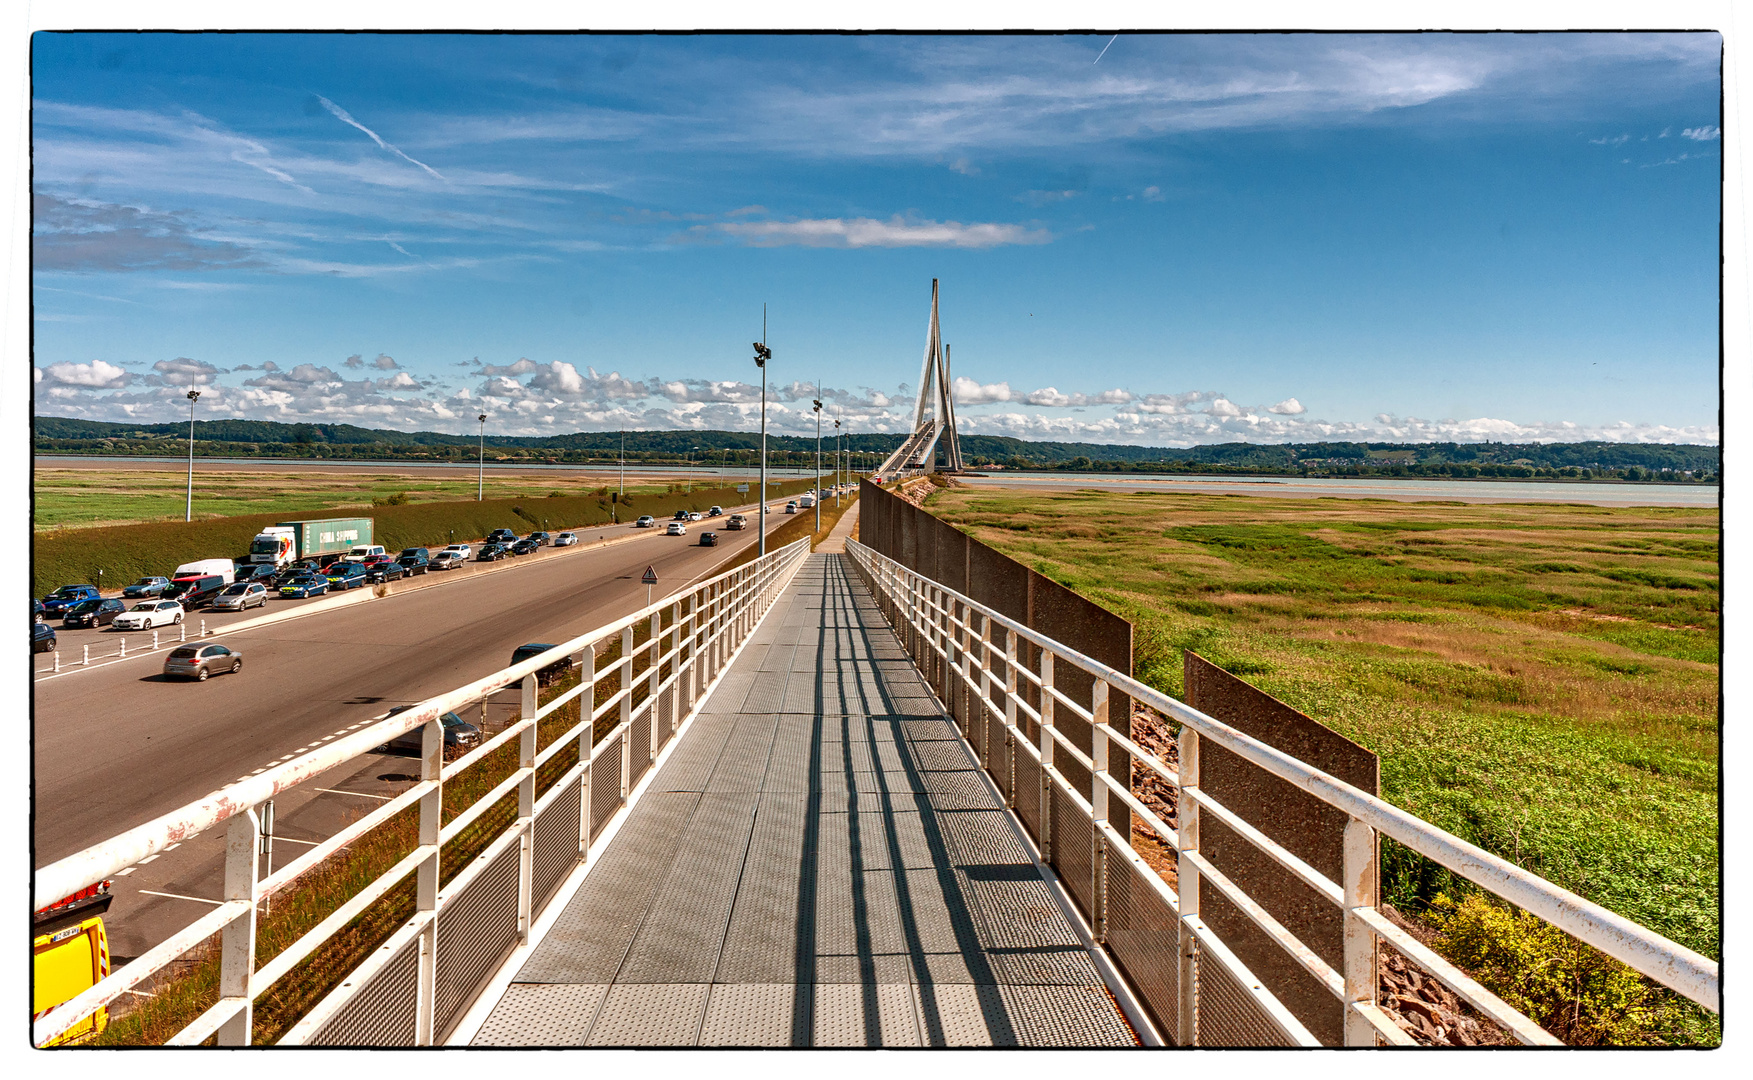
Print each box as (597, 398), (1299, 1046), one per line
(116, 868), (135, 877)
(137, 889), (223, 906)
(137, 855), (159, 865)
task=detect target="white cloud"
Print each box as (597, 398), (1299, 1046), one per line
(1269, 397), (1306, 415)
(1681, 125), (1720, 140)
(949, 157), (978, 175)
(1142, 185), (1164, 201)
(152, 357), (225, 386)
(316, 94), (447, 181)
(477, 357), (539, 377)
(343, 353), (365, 369)
(1207, 398), (1243, 417)
(708, 215), (1051, 249)
(953, 377), (1014, 404)
(372, 353), (400, 370)
(375, 372), (423, 391)
(38, 359), (132, 389)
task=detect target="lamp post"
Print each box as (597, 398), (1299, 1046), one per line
(184, 389), (201, 522)
(619, 430), (625, 499)
(750, 303), (771, 557)
(477, 414), (487, 500)
(834, 417), (842, 507)
(813, 395), (823, 535)
(689, 446), (700, 493)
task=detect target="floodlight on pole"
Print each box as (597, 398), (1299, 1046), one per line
(184, 389), (201, 522)
(477, 414), (487, 501)
(813, 395), (823, 536)
(754, 305), (771, 557)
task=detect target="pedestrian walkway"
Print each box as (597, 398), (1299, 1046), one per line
(470, 553), (1135, 1047)
(814, 498), (860, 553)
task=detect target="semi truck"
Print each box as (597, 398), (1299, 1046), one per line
(249, 517), (374, 569)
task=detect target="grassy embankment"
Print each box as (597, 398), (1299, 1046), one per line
(925, 486), (1718, 1043)
(33, 474), (818, 598)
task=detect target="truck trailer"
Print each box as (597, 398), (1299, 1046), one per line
(249, 517), (374, 569)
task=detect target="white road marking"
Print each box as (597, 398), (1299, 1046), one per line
(315, 787), (392, 800)
(164, 843), (180, 850)
(119, 988), (157, 999)
(268, 835), (322, 846)
(319, 734), (337, 742)
(250, 768), (267, 775)
(116, 868), (135, 877)
(137, 889), (223, 906)
(137, 854), (159, 864)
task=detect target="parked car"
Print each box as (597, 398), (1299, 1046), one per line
(527, 531), (551, 547)
(324, 562), (369, 590)
(379, 705), (481, 755)
(708, 505), (723, 517)
(366, 559), (404, 584)
(687, 511), (703, 522)
(635, 516), (656, 528)
(429, 551), (465, 571)
(162, 643), (242, 681)
(673, 510), (689, 521)
(122, 576), (171, 599)
(510, 538), (539, 556)
(39, 585), (101, 616)
(486, 528), (518, 544)
(476, 544), (508, 562)
(666, 522), (687, 536)
(62, 598), (126, 629)
(441, 543), (472, 560)
(112, 600), (184, 631)
(784, 501), (798, 514)
(397, 550), (430, 576)
(699, 531), (719, 547)
(33, 622), (56, 653)
(211, 582), (269, 612)
(232, 564), (276, 584)
(33, 599), (44, 623)
(278, 571), (330, 599)
(342, 544), (387, 564)
(161, 575), (227, 611)
(553, 532), (578, 547)
(725, 514), (747, 531)
(510, 643), (575, 687)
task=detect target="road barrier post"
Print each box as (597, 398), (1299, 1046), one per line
(119, 637), (126, 658)
(201, 619), (208, 637)
(82, 644), (89, 667)
(54, 650), (60, 673)
(518, 673), (537, 944)
(153, 630), (159, 650)
(180, 623), (186, 642)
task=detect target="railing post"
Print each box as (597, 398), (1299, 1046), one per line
(578, 649), (596, 860)
(1038, 650), (1055, 862)
(620, 625), (634, 800)
(978, 614), (993, 769)
(648, 611), (661, 762)
(1343, 816), (1381, 1046)
(414, 714), (443, 1046)
(517, 673), (537, 944)
(1003, 628), (1019, 808)
(1176, 725), (1201, 1046)
(1090, 679), (1110, 945)
(216, 804), (261, 1045)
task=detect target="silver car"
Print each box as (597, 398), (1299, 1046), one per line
(554, 532), (578, 546)
(163, 643), (243, 681)
(210, 582), (268, 612)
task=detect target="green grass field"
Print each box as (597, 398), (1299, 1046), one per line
(924, 486), (1719, 969)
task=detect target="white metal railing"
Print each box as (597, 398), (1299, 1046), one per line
(845, 537), (1719, 1047)
(33, 537), (811, 1048)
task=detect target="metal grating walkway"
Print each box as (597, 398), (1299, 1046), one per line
(472, 554), (1135, 1047)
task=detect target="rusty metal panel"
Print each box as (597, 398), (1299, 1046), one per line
(1013, 745), (1043, 843)
(1196, 942), (1296, 1047)
(932, 513), (968, 596)
(1184, 652), (1379, 1048)
(966, 537), (1029, 625)
(1103, 835), (1182, 1044)
(899, 498), (919, 576)
(1050, 786), (1096, 923)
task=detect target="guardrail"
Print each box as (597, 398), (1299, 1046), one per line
(844, 538), (1719, 1046)
(33, 537), (812, 1048)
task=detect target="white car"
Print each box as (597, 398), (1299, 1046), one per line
(688, 511), (703, 521)
(554, 532), (578, 546)
(784, 501), (798, 514)
(636, 516), (656, 528)
(666, 522), (687, 536)
(211, 582), (268, 612)
(112, 600), (184, 630)
(441, 544), (472, 560)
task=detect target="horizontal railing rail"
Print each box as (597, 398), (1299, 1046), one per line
(844, 537), (1717, 1047)
(33, 538), (811, 1048)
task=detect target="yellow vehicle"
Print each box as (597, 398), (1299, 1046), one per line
(33, 882), (112, 1047)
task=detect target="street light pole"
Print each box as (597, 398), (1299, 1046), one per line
(184, 389), (201, 522)
(834, 416), (842, 507)
(813, 394), (823, 536)
(753, 306), (771, 557)
(619, 430), (625, 499)
(477, 414), (487, 500)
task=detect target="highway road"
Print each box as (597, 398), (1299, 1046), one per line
(33, 503), (811, 868)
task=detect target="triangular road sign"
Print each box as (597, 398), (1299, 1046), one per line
(641, 565), (659, 585)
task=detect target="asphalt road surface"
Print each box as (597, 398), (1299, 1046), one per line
(33, 503), (808, 868)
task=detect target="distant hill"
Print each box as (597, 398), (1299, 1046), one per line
(32, 415), (1719, 479)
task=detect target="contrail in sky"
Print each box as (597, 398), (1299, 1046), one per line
(316, 95), (446, 181)
(1094, 35), (1118, 64)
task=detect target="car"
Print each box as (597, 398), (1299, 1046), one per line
(527, 531), (551, 547)
(33, 599), (44, 623)
(688, 511), (703, 522)
(725, 514), (747, 531)
(162, 643), (243, 681)
(441, 543), (472, 560)
(553, 532), (578, 547)
(673, 510), (690, 521)
(341, 544), (387, 564)
(708, 506), (723, 517)
(161, 575), (227, 611)
(397, 551), (430, 576)
(33, 623), (56, 653)
(476, 544), (508, 562)
(361, 554), (403, 583)
(487, 528), (518, 544)
(635, 516), (656, 529)
(111, 600), (184, 631)
(279, 572), (330, 598)
(324, 562), (369, 590)
(62, 598), (126, 629)
(429, 551), (465, 571)
(232, 564), (276, 584)
(699, 531), (719, 547)
(211, 582), (269, 612)
(123, 576), (171, 599)
(784, 501), (798, 514)
(510, 538), (539, 556)
(39, 585), (101, 616)
(666, 522), (687, 536)
(510, 643), (575, 687)
(379, 705), (481, 755)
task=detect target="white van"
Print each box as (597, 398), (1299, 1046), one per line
(172, 558), (236, 585)
(342, 544), (387, 563)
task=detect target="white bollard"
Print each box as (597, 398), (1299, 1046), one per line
(201, 619), (208, 637)
(180, 623), (187, 642)
(153, 630), (159, 650)
(54, 650), (60, 673)
(82, 644), (90, 666)
(119, 637), (126, 658)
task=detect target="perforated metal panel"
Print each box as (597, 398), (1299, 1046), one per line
(590, 732), (624, 839)
(812, 983), (919, 1046)
(306, 934), (419, 1046)
(533, 780), (581, 910)
(587, 983), (709, 1045)
(471, 983), (606, 1046)
(1103, 835), (1183, 1044)
(1197, 942), (1296, 1047)
(627, 702), (652, 788)
(1012, 747), (1043, 842)
(697, 983), (810, 1046)
(435, 842), (521, 1037)
(1050, 786), (1096, 922)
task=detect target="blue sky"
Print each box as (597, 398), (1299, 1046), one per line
(30, 31), (1722, 445)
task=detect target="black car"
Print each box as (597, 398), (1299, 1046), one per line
(699, 531), (719, 547)
(33, 622), (56, 653)
(232, 564), (276, 583)
(673, 510), (690, 521)
(527, 531), (551, 547)
(397, 551), (430, 576)
(62, 598), (126, 629)
(510, 642), (576, 687)
(510, 538), (539, 556)
(33, 599), (44, 622)
(379, 705), (482, 755)
(364, 559), (404, 584)
(476, 543), (508, 562)
(486, 528), (518, 544)
(161, 575), (227, 611)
